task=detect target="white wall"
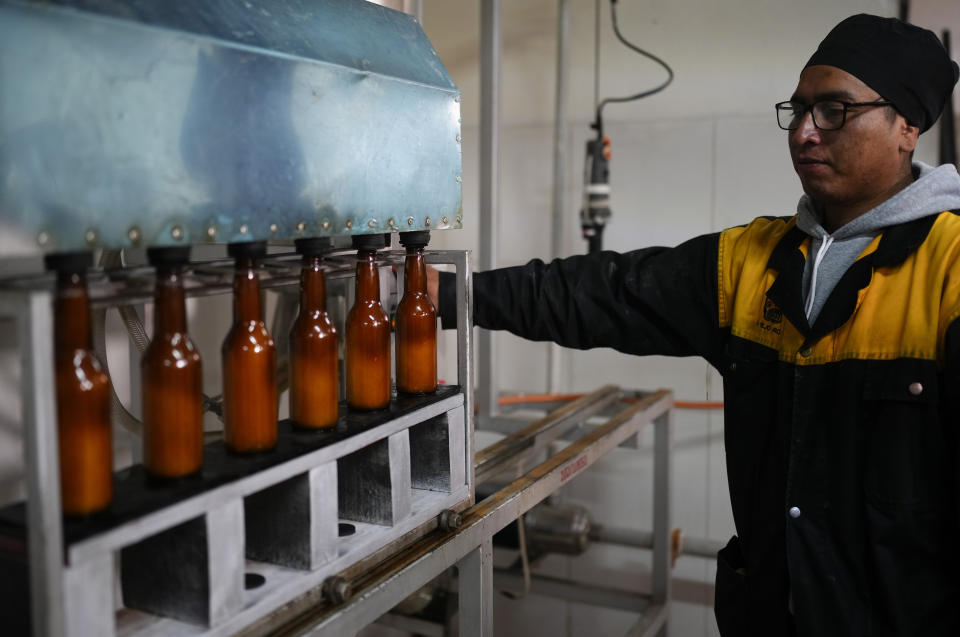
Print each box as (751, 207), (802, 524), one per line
(414, 1), (960, 636)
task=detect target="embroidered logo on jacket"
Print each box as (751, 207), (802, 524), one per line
(757, 298), (783, 335)
(763, 298), (783, 324)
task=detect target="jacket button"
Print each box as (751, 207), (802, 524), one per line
(789, 506), (801, 518)
(799, 347), (812, 357)
(908, 382), (923, 396)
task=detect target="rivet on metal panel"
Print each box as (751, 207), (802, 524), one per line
(424, 217), (431, 227)
(239, 224), (249, 235)
(345, 220), (354, 230)
(456, 134), (461, 143)
(170, 226), (184, 241)
(388, 218), (396, 228)
(456, 215), (463, 224)
(84, 229), (98, 245)
(127, 226), (142, 244)
(36, 231), (50, 246)
(407, 217), (415, 226)
(206, 226), (217, 240)
(296, 221), (306, 233)
(456, 176), (462, 183)
(269, 223), (279, 234)
(322, 220), (331, 231)
(441, 216), (449, 225)
(367, 220), (376, 228)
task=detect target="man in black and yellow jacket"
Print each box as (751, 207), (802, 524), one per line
(435, 14), (960, 637)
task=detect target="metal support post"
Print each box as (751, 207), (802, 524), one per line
(17, 290), (67, 637)
(458, 538), (494, 637)
(477, 0), (501, 421)
(547, 0), (570, 394)
(651, 409), (673, 634)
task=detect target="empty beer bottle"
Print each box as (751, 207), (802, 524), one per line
(142, 246), (203, 479)
(222, 241), (277, 452)
(289, 238), (339, 429)
(346, 234), (390, 410)
(47, 251), (112, 516)
(396, 231), (437, 394)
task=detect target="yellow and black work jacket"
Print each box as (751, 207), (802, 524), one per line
(441, 210), (960, 637)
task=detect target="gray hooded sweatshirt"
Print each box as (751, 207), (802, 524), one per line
(796, 161), (960, 323)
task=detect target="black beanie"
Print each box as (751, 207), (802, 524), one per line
(805, 14), (959, 133)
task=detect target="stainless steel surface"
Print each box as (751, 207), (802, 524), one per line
(8, 291), (67, 637)
(458, 537), (494, 637)
(268, 389), (673, 637)
(477, 0), (501, 421)
(475, 385), (621, 483)
(524, 503), (591, 556)
(0, 0), (462, 253)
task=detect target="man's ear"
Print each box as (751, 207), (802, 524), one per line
(900, 122), (919, 153)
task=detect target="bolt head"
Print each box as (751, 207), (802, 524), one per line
(296, 221), (306, 232)
(206, 226), (217, 239)
(36, 231), (50, 246)
(239, 224), (249, 235)
(171, 226), (184, 241)
(322, 220), (331, 231)
(387, 218), (395, 228)
(441, 216), (448, 225)
(84, 229), (97, 244)
(424, 217), (431, 227)
(455, 134), (461, 143)
(269, 223), (278, 233)
(345, 220), (353, 230)
(456, 175), (462, 183)
(367, 219), (376, 228)
(127, 227), (142, 243)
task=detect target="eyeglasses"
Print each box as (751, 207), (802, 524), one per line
(775, 99), (894, 131)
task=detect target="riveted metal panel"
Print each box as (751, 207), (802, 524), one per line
(0, 0), (462, 254)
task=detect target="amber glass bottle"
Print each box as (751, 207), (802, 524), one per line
(47, 252), (112, 516)
(141, 247), (203, 479)
(289, 238), (339, 429)
(346, 235), (391, 410)
(222, 241), (277, 452)
(396, 232), (437, 394)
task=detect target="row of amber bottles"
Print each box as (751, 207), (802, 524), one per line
(50, 233), (437, 515)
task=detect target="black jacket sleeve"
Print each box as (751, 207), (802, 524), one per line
(439, 232), (724, 366)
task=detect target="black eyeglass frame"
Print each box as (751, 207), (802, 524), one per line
(774, 99), (894, 131)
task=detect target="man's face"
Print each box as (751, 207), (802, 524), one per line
(788, 65), (917, 211)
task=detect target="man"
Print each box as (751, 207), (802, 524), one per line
(433, 14), (960, 637)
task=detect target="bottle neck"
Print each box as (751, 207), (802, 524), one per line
(54, 271), (92, 353)
(233, 257), (262, 322)
(355, 249), (380, 302)
(403, 247), (427, 294)
(299, 255), (327, 313)
(154, 266), (187, 334)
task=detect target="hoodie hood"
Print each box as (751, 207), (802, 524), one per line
(796, 162), (960, 239)
(795, 162), (960, 323)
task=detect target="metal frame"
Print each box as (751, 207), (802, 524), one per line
(0, 246), (473, 637)
(263, 389), (673, 637)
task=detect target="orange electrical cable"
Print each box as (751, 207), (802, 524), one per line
(497, 393), (723, 410)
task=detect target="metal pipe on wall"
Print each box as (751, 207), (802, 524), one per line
(478, 0), (501, 421)
(547, 0), (570, 393)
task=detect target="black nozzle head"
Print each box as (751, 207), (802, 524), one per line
(351, 234), (386, 251)
(44, 250), (93, 274)
(227, 240), (267, 261)
(295, 237), (332, 256)
(398, 230), (431, 249)
(147, 246), (191, 268)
